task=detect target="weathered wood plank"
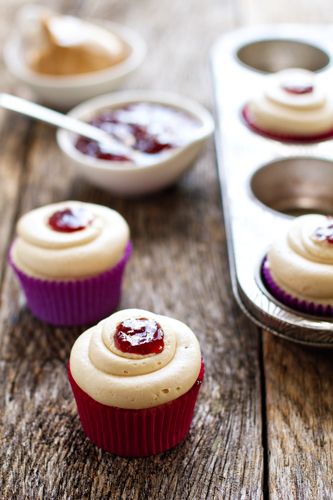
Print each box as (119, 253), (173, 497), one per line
(264, 334), (333, 499)
(0, 112), (31, 285)
(0, 0), (263, 498)
(0, 3), (38, 279)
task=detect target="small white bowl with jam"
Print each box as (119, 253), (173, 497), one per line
(57, 90), (214, 196)
(3, 6), (146, 108)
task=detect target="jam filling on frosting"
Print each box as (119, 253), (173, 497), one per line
(48, 207), (93, 232)
(312, 218), (333, 244)
(114, 317), (164, 355)
(281, 83), (314, 95)
(242, 68), (333, 142)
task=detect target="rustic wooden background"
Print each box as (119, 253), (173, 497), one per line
(1, 0), (333, 498)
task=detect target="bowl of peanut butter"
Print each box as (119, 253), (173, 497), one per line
(3, 5), (146, 108)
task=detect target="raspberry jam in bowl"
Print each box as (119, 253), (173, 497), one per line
(74, 102), (201, 162)
(57, 90), (214, 196)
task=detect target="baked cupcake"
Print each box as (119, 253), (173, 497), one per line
(9, 201), (131, 326)
(242, 68), (333, 142)
(262, 214), (333, 316)
(68, 308), (204, 456)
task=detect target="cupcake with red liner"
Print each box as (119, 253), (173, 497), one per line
(68, 308), (204, 456)
(242, 68), (333, 142)
(262, 214), (333, 317)
(9, 200), (131, 326)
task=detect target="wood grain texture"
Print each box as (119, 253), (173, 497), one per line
(263, 334), (333, 499)
(0, 1), (263, 499)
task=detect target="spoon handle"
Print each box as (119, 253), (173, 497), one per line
(0, 93), (135, 158)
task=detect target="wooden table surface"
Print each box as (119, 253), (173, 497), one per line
(1, 1), (333, 499)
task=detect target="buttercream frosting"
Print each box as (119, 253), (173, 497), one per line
(246, 69), (333, 137)
(70, 308), (202, 409)
(11, 201), (129, 280)
(267, 214), (333, 304)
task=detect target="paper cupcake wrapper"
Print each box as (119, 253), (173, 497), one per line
(261, 258), (333, 317)
(9, 242), (132, 326)
(68, 360), (205, 457)
(242, 105), (333, 144)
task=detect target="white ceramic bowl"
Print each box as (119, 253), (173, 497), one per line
(3, 11), (146, 109)
(57, 90), (214, 196)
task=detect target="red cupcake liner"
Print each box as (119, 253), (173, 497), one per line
(261, 258), (333, 317)
(68, 360), (205, 457)
(8, 242), (132, 326)
(241, 104), (333, 144)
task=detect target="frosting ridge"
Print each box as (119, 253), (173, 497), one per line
(267, 214), (333, 304)
(70, 308), (202, 409)
(11, 201), (129, 279)
(246, 69), (333, 137)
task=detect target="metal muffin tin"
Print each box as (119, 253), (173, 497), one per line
(211, 25), (333, 347)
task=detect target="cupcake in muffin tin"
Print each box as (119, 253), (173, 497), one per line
(262, 214), (333, 317)
(9, 200), (131, 326)
(68, 308), (204, 456)
(242, 68), (333, 142)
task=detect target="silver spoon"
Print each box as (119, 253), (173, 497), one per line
(0, 92), (143, 162)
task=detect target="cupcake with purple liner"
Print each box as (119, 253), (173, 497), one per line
(68, 308), (204, 457)
(9, 200), (131, 326)
(242, 68), (333, 143)
(262, 214), (333, 317)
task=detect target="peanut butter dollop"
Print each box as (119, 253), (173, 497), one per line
(29, 15), (129, 76)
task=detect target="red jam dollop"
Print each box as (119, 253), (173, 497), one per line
(75, 102), (200, 162)
(281, 82), (314, 95)
(48, 207), (93, 233)
(313, 219), (333, 244)
(114, 317), (164, 355)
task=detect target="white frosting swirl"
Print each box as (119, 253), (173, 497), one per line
(247, 69), (333, 136)
(268, 214), (333, 304)
(11, 201), (129, 279)
(70, 308), (202, 409)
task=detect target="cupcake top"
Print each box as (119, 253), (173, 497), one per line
(267, 214), (333, 304)
(11, 201), (129, 280)
(244, 69), (333, 138)
(69, 308), (202, 409)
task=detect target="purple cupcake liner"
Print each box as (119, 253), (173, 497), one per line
(9, 242), (132, 326)
(261, 258), (333, 318)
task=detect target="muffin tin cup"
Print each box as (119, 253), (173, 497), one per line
(211, 25), (333, 347)
(9, 242), (132, 326)
(68, 360), (205, 457)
